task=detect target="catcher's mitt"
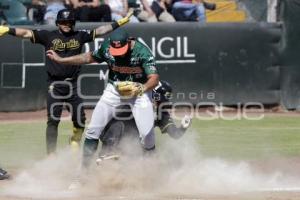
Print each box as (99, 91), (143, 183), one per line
(116, 81), (145, 97)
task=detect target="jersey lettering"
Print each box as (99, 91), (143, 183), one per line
(50, 39), (80, 51)
(111, 66), (143, 74)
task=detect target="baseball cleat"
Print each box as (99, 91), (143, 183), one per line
(0, 168), (10, 180)
(96, 154), (120, 165)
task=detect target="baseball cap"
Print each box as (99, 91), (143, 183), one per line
(109, 29), (129, 56)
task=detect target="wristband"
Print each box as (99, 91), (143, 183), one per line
(8, 28), (16, 36)
(111, 22), (119, 30)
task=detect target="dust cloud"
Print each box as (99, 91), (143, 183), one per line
(2, 130), (300, 199)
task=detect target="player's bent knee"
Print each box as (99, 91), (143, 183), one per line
(85, 127), (102, 140)
(100, 120), (124, 146)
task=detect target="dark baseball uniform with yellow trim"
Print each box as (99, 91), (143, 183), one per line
(85, 38), (158, 150)
(31, 29), (95, 80)
(100, 109), (187, 146)
(31, 29), (95, 154)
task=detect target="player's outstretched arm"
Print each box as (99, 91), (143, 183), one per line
(46, 50), (95, 65)
(95, 11), (133, 36)
(0, 26), (33, 38)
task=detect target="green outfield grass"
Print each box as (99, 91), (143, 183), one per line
(193, 115), (300, 159)
(1, 115), (300, 169)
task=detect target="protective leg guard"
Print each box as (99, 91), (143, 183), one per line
(99, 120), (124, 156)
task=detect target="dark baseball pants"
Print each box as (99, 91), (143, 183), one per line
(46, 82), (86, 154)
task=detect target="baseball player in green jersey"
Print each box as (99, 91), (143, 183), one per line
(47, 29), (159, 169)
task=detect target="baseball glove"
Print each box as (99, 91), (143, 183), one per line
(116, 81), (145, 97)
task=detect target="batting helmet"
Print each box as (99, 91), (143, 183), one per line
(153, 81), (173, 103)
(56, 9), (76, 26)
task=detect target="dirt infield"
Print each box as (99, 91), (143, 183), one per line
(0, 192), (300, 200)
(1, 148), (300, 200)
(1, 109), (300, 200)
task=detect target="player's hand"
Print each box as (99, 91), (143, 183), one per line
(46, 50), (62, 62)
(116, 81), (145, 97)
(117, 11), (133, 26)
(181, 115), (192, 129)
(0, 26), (9, 37)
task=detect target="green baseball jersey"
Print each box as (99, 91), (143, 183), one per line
(92, 39), (157, 83)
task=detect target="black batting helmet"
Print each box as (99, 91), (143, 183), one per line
(56, 9), (76, 26)
(152, 81), (173, 103)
